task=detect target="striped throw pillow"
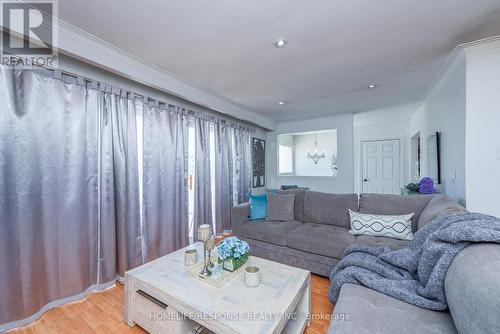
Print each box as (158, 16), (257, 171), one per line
(348, 210), (415, 241)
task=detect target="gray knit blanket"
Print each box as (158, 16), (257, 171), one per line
(329, 212), (500, 310)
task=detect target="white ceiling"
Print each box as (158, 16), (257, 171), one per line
(59, 0), (500, 122)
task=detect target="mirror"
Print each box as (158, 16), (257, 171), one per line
(410, 133), (421, 181)
(427, 132), (441, 184)
(278, 129), (338, 177)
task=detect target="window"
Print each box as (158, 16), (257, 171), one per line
(188, 122), (196, 243)
(187, 121), (217, 244)
(135, 100), (145, 261)
(279, 145), (294, 174)
(277, 129), (338, 177)
(411, 133), (421, 181)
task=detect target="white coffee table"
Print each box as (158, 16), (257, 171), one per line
(124, 242), (311, 334)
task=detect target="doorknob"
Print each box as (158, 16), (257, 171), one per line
(363, 179), (368, 182)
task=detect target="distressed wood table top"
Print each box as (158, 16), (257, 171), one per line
(125, 242), (311, 334)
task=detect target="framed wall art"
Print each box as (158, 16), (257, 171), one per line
(252, 138), (265, 187)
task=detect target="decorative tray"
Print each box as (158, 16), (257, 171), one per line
(185, 258), (250, 288)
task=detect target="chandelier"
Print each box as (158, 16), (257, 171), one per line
(307, 132), (326, 164)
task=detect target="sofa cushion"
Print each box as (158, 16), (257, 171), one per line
(248, 193), (267, 220)
(242, 237), (339, 277)
(359, 193), (433, 232)
(303, 191), (359, 228)
(418, 195), (466, 229)
(231, 202), (250, 235)
(266, 192), (295, 221)
(239, 220), (302, 246)
(271, 188), (307, 221)
(354, 235), (409, 250)
(286, 223), (355, 259)
(445, 243), (500, 334)
(349, 210), (414, 241)
(328, 283), (457, 334)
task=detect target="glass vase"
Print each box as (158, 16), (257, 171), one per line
(223, 256), (247, 272)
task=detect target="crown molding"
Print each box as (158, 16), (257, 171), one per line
(1, 12), (275, 129)
(460, 34), (500, 56)
(29, 15), (276, 130)
(414, 34), (500, 114)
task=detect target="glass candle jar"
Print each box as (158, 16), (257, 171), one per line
(245, 266), (261, 288)
(184, 249), (198, 266)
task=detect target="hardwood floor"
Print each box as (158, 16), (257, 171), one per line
(306, 275), (334, 334)
(8, 275), (333, 334)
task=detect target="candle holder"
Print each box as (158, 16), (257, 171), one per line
(197, 224), (213, 277)
(205, 237), (215, 270)
(184, 249), (198, 266)
(245, 266), (261, 288)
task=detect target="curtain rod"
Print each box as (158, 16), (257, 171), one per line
(3, 56), (257, 133)
(6, 56), (166, 102)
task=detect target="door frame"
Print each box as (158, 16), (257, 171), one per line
(360, 138), (402, 194)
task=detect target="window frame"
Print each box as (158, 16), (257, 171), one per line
(276, 129), (339, 179)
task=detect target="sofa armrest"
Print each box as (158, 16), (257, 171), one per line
(231, 202), (250, 234)
(418, 195), (466, 230)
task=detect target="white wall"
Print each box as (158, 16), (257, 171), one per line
(465, 44), (500, 217)
(278, 134), (295, 147)
(353, 105), (412, 194)
(267, 113), (354, 193)
(408, 53), (467, 205)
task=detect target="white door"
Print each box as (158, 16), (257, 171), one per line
(362, 139), (400, 194)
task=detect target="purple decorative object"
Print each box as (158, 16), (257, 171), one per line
(419, 177), (435, 194)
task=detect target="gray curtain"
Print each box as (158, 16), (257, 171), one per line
(0, 68), (99, 330)
(98, 90), (142, 280)
(143, 104), (189, 261)
(214, 122), (234, 233)
(232, 128), (252, 205)
(193, 118), (213, 240)
(0, 66), (252, 331)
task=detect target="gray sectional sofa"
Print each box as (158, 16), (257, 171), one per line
(330, 242), (500, 334)
(232, 190), (500, 334)
(231, 190), (464, 276)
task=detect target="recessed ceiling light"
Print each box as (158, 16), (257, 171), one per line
(366, 84), (377, 89)
(278, 101), (286, 105)
(274, 39), (288, 48)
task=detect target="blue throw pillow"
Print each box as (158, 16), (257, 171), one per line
(248, 193), (267, 220)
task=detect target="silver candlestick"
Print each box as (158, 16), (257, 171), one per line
(198, 224), (213, 277)
(206, 237), (215, 270)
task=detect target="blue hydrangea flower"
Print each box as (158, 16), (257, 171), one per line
(217, 237), (250, 260)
